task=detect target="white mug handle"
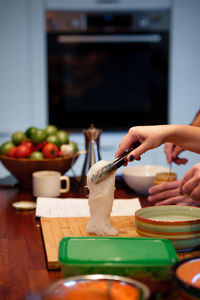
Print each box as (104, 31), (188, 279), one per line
(60, 176), (70, 193)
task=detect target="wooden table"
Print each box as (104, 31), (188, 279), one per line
(0, 177), (148, 300)
(0, 177), (198, 300)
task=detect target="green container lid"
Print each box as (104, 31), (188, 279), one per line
(59, 237), (178, 266)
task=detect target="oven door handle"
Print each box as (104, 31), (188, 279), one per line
(57, 34), (162, 43)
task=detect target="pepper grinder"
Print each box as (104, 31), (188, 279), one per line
(79, 124), (102, 195)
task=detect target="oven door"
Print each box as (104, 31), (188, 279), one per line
(47, 32), (168, 131)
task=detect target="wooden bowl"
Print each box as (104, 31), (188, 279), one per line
(0, 153), (79, 189)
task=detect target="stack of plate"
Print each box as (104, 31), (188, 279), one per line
(135, 206), (200, 251)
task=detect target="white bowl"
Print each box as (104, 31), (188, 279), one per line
(122, 164), (170, 195)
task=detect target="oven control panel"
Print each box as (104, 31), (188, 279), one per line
(46, 10), (169, 33)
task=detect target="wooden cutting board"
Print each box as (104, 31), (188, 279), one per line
(40, 216), (200, 270)
(40, 216), (139, 270)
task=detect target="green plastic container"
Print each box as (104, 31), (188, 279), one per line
(59, 237), (178, 295)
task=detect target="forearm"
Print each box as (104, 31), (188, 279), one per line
(163, 125), (200, 154)
(116, 124), (200, 161)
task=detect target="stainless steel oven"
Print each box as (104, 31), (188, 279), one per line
(46, 9), (170, 131)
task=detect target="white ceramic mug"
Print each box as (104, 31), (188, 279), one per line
(32, 170), (70, 197)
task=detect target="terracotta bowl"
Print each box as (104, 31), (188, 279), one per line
(171, 257), (200, 299)
(0, 153), (79, 189)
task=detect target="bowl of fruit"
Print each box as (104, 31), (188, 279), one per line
(0, 125), (79, 189)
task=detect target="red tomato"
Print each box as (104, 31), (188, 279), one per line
(15, 144), (31, 158)
(57, 150), (63, 157)
(33, 141), (47, 152)
(7, 146), (17, 157)
(22, 140), (34, 151)
(42, 143), (58, 158)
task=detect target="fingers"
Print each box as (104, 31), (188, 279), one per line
(172, 145), (183, 158)
(148, 187), (180, 203)
(179, 164), (200, 201)
(164, 143), (187, 165)
(153, 196), (186, 206)
(176, 199), (200, 207)
(127, 143), (149, 161)
(152, 195), (199, 206)
(181, 166), (199, 196)
(172, 157), (188, 165)
(184, 184), (200, 201)
(164, 143), (174, 164)
(148, 180), (180, 194)
(182, 177), (199, 194)
(115, 133), (144, 161)
(115, 128), (138, 158)
(181, 164), (200, 186)
(148, 180), (181, 204)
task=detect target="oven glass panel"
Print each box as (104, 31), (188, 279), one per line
(47, 13), (169, 131)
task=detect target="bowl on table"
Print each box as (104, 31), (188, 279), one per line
(135, 205), (200, 251)
(122, 165), (171, 195)
(171, 257), (200, 299)
(0, 153), (79, 189)
(40, 274), (150, 300)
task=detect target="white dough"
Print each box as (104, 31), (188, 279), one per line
(86, 160), (118, 236)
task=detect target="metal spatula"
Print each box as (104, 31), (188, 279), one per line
(91, 142), (140, 184)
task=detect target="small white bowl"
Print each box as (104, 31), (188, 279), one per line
(122, 164), (170, 195)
